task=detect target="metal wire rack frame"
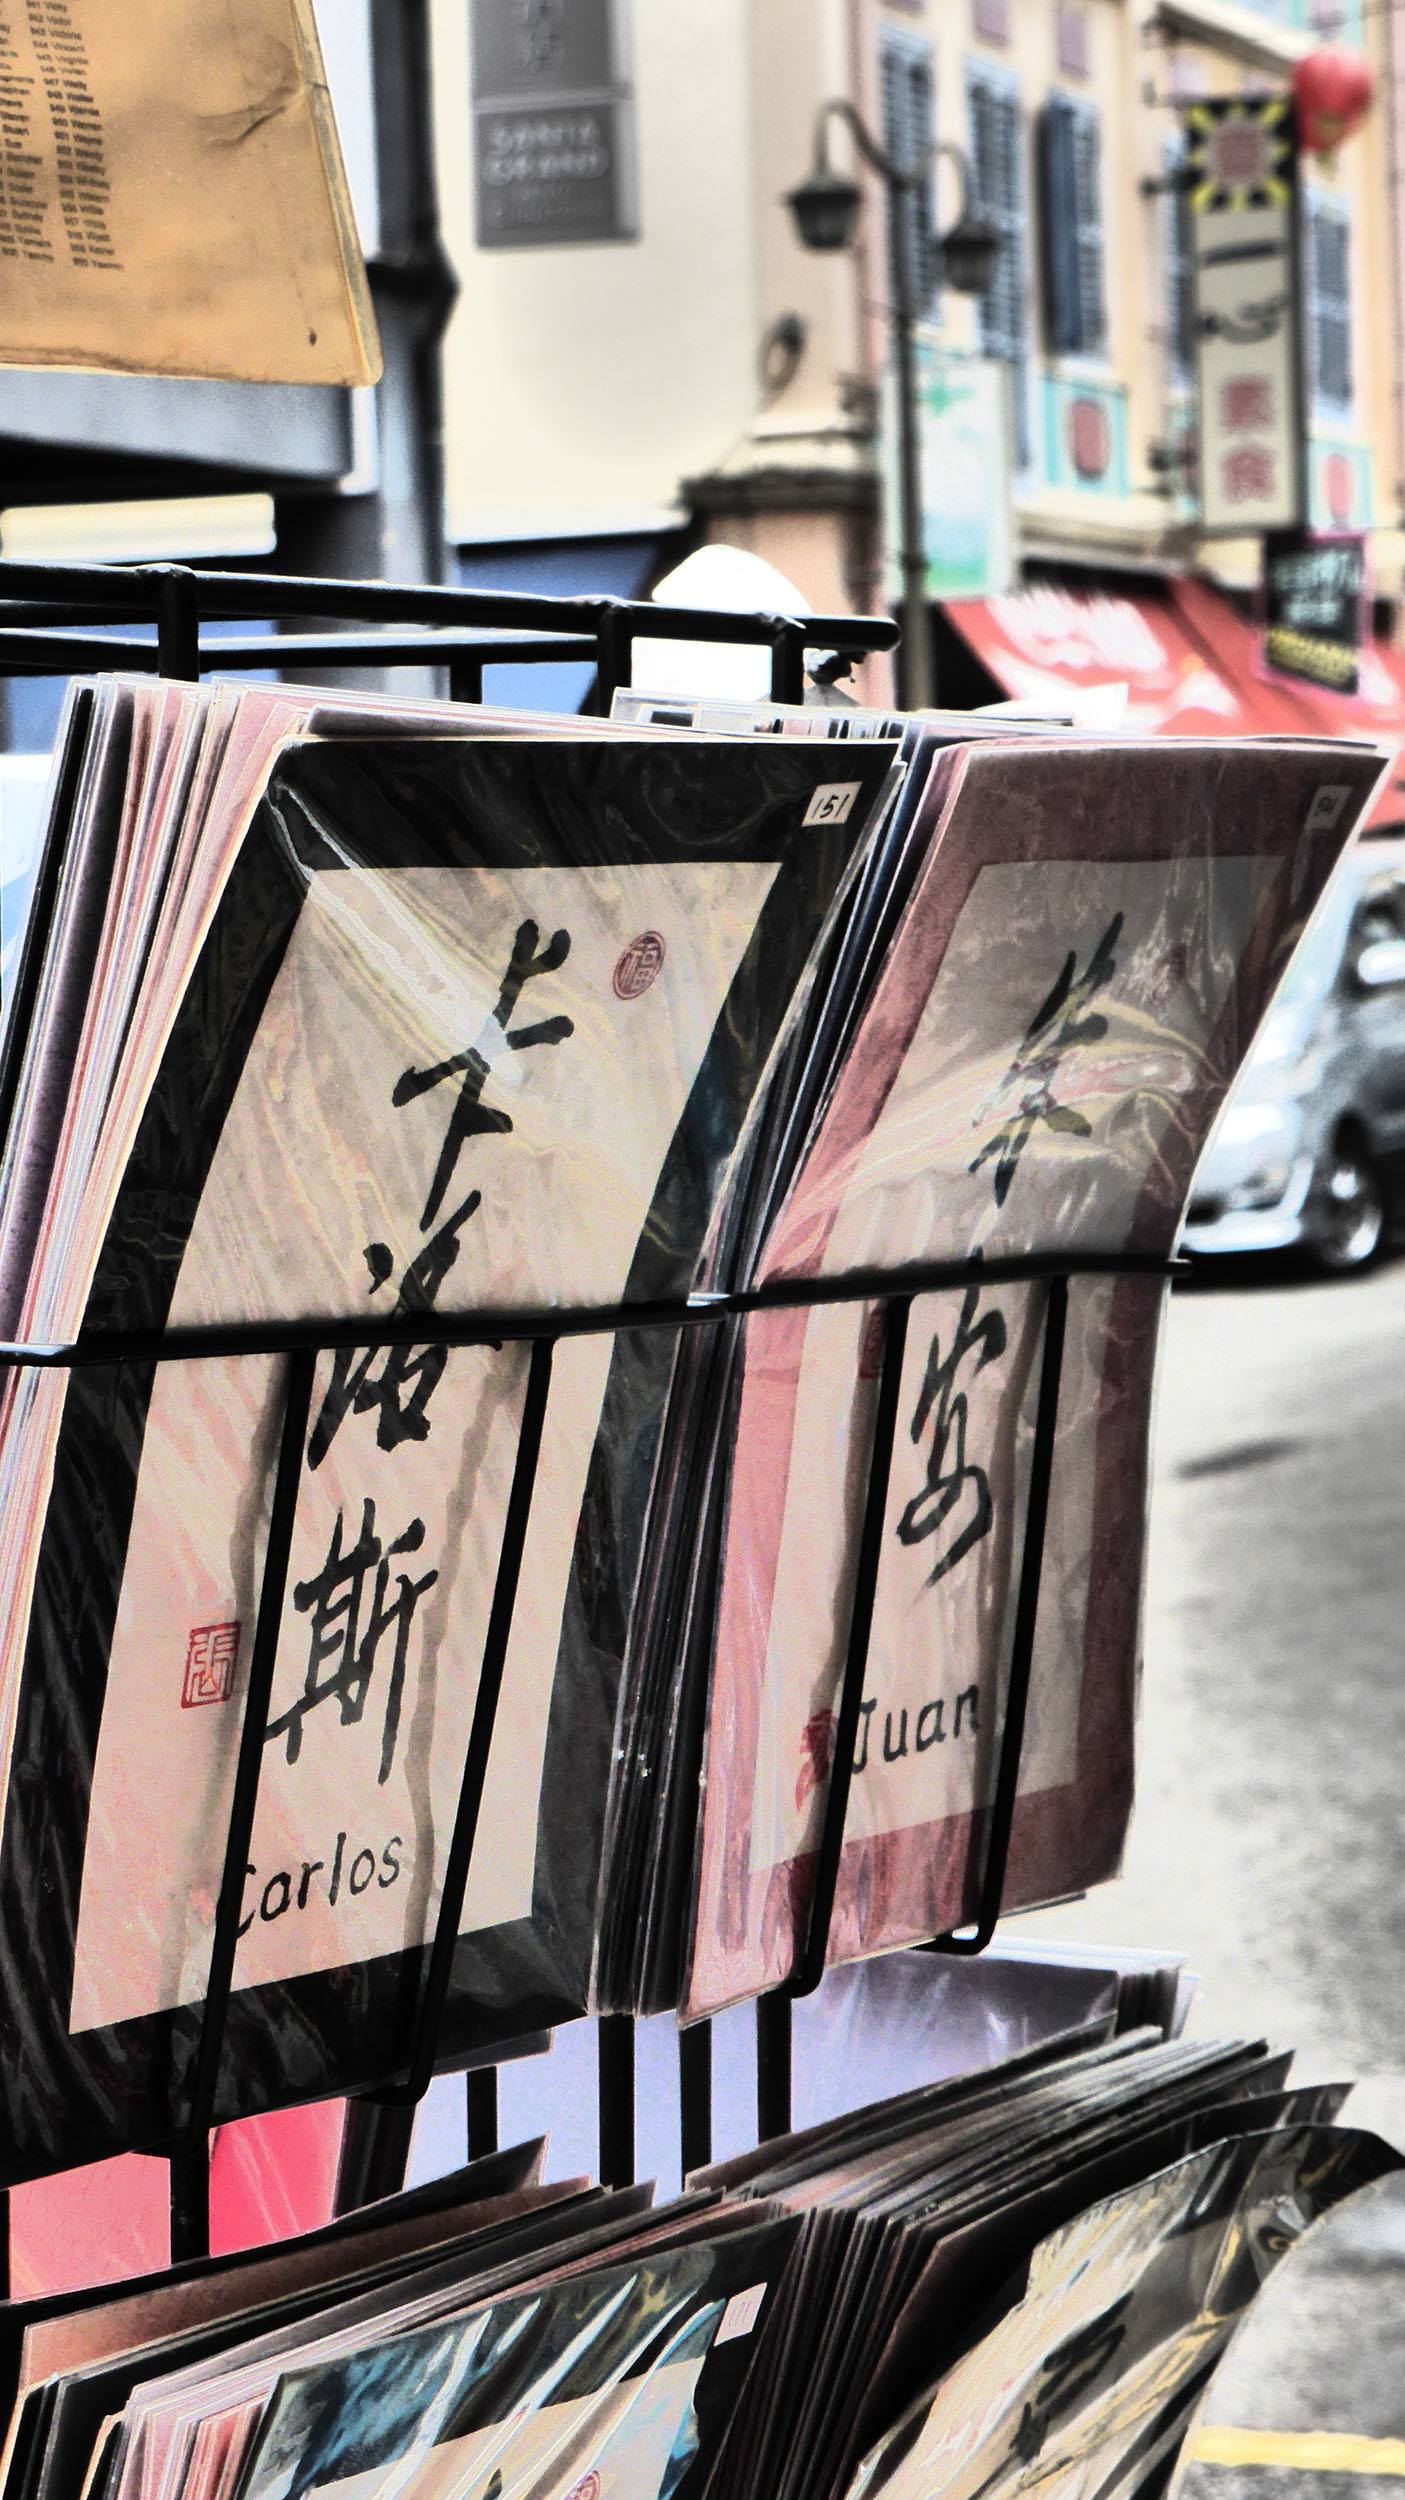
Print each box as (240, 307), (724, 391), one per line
(0, 560), (1176, 2280)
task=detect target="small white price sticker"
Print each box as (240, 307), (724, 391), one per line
(716, 2283), (767, 2343)
(1305, 784), (1352, 835)
(803, 780), (861, 827)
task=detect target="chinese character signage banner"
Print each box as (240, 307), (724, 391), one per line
(1263, 529), (1366, 692)
(1185, 95), (1306, 535)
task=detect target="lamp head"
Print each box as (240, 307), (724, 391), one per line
(786, 165), (863, 253)
(938, 209), (1002, 295)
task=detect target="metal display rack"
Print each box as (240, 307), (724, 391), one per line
(0, 561), (1176, 2281)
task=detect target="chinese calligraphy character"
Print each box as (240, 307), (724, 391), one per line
(969, 914), (1122, 1207)
(1220, 374), (1273, 431)
(265, 1501), (439, 1786)
(896, 1283), (1008, 1586)
(1222, 441), (1275, 504)
(308, 1189), (482, 1470)
(393, 918), (575, 1230)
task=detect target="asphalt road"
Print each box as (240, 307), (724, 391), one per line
(1019, 1251), (1405, 2091)
(1017, 1251), (1405, 2478)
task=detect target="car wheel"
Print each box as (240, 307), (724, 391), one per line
(1309, 1132), (1386, 1274)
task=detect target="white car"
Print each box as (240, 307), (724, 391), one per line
(1183, 839), (1405, 1273)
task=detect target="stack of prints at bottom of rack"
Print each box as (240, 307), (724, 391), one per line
(4, 2029), (1395, 2500)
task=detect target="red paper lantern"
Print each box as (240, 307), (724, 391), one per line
(1292, 47), (1373, 158)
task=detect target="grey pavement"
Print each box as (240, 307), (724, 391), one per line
(1016, 1254), (1405, 2470)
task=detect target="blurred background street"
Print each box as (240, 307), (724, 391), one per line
(1022, 1254), (1405, 2114)
(1021, 1254), (1405, 2483)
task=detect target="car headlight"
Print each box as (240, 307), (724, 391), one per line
(1224, 1162), (1294, 1212)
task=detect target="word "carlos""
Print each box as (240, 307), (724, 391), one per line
(238, 1829), (404, 1933)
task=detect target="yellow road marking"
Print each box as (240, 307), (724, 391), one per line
(1190, 2429), (1405, 2477)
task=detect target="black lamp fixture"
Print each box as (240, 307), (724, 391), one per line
(784, 101), (1000, 297)
(937, 204), (1004, 297)
(784, 163), (863, 255)
(783, 100), (1002, 710)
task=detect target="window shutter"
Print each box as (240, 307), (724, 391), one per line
(1039, 96), (1084, 352)
(1071, 106), (1105, 353)
(1165, 146), (1194, 385)
(880, 33), (936, 311)
(1307, 196), (1352, 412)
(968, 65), (1029, 465)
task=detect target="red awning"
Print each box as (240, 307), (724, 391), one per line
(947, 583), (1283, 738)
(949, 577), (1405, 830)
(1172, 575), (1405, 831)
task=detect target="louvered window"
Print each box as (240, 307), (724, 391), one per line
(1038, 92), (1106, 356)
(1164, 141), (1194, 386)
(967, 62), (1030, 465)
(880, 29), (937, 314)
(1305, 191), (1352, 414)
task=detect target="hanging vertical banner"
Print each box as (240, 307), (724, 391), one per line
(881, 346), (1015, 602)
(1184, 94), (1306, 535)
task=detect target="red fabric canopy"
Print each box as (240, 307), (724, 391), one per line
(947, 582), (1280, 738)
(949, 576), (1405, 830)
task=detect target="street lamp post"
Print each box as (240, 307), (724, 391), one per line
(786, 102), (999, 712)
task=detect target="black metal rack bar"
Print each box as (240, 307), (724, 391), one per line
(0, 1250), (1180, 1377)
(756, 1996), (794, 2147)
(0, 628), (596, 674)
(927, 1273), (1071, 1958)
(466, 2065), (499, 2162)
(792, 1295), (912, 1998)
(0, 559), (901, 661)
(599, 2016), (637, 2190)
(372, 1338), (556, 2113)
(0, 558), (1161, 2266)
(168, 1346), (317, 2263)
(679, 2020), (714, 2180)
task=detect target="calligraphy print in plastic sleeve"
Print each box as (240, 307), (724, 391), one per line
(235, 2226), (798, 2500)
(684, 738), (1382, 2016)
(845, 2124), (1403, 2500)
(0, 725), (901, 2181)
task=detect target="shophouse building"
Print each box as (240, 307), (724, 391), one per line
(432, 0), (1405, 798)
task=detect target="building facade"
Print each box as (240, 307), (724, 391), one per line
(430, 0), (1401, 751)
(0, 0), (1391, 744)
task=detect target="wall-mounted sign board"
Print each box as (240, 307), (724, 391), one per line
(1263, 529), (1365, 692)
(470, 0), (637, 248)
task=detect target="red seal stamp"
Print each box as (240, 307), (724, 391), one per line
(183, 1621), (241, 1708)
(613, 931), (665, 1000)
